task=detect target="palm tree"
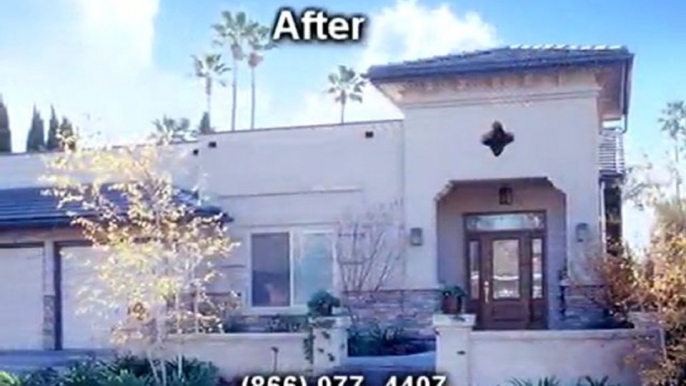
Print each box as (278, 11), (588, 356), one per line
(213, 11), (258, 131)
(151, 116), (193, 144)
(327, 65), (366, 124)
(192, 53), (229, 127)
(247, 25), (275, 130)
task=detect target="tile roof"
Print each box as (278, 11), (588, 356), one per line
(367, 45), (634, 82)
(0, 184), (229, 231)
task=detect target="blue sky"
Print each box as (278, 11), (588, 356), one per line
(0, 0), (684, 244)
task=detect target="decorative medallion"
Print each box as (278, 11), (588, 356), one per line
(481, 121), (514, 156)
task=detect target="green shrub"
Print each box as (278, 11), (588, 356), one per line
(61, 359), (108, 386)
(10, 355), (220, 386)
(221, 316), (250, 333)
(101, 370), (152, 386)
(347, 324), (429, 356)
(22, 368), (60, 386)
(164, 356), (219, 384)
(306, 291), (341, 317)
(106, 355), (153, 378)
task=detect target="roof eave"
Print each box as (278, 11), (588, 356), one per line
(367, 55), (635, 85)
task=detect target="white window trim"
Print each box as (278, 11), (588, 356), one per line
(246, 227), (336, 315)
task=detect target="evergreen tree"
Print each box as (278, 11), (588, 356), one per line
(0, 96), (12, 153)
(46, 106), (59, 151)
(26, 107), (45, 152)
(58, 117), (76, 150)
(198, 112), (213, 134)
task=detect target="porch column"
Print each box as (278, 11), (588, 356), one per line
(434, 314), (476, 386)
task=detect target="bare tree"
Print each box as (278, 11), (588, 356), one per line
(334, 201), (405, 322)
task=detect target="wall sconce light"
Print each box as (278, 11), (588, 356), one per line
(499, 186), (513, 205)
(409, 227), (423, 246)
(575, 223), (589, 242)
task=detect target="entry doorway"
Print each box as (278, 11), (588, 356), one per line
(464, 212), (547, 330)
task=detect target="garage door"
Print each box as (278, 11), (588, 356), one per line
(0, 247), (44, 350)
(61, 246), (124, 350)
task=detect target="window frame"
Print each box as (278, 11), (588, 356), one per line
(247, 228), (337, 313)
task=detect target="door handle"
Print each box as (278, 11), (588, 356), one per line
(484, 280), (490, 303)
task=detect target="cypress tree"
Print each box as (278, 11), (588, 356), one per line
(46, 106), (59, 150)
(26, 106), (45, 152)
(198, 112), (213, 134)
(58, 117), (76, 150)
(0, 96), (12, 153)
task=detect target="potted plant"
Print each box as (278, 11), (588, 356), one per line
(307, 290), (341, 317)
(439, 285), (466, 315)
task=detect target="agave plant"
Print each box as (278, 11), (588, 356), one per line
(0, 371), (23, 386)
(507, 376), (561, 386)
(576, 376), (618, 386)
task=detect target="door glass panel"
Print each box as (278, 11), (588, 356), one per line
(492, 239), (520, 299)
(466, 213), (545, 232)
(532, 238), (543, 299)
(468, 240), (479, 299)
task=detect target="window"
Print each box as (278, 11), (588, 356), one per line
(465, 212), (545, 232)
(532, 238), (543, 299)
(251, 231), (334, 308)
(251, 233), (290, 307)
(295, 233), (334, 304)
(468, 240), (480, 299)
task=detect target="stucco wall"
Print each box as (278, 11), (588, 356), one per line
(471, 330), (642, 386)
(434, 314), (644, 386)
(0, 74), (606, 318)
(437, 180), (566, 327)
(156, 317), (349, 378)
(400, 78), (603, 290)
(193, 121), (407, 304)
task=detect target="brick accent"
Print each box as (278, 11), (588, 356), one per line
(42, 294), (56, 349)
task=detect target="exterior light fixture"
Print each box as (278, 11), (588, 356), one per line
(499, 186), (513, 205)
(575, 223), (589, 242)
(409, 227), (423, 246)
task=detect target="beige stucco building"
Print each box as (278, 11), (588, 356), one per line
(0, 45), (632, 350)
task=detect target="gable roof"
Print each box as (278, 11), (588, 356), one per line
(366, 45), (634, 82)
(0, 184), (230, 231)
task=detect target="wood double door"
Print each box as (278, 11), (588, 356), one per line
(466, 230), (547, 330)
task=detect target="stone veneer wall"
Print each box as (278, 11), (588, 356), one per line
(559, 284), (607, 329)
(342, 289), (440, 337)
(213, 286), (609, 333)
(42, 294), (56, 349)
(212, 290), (440, 338)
